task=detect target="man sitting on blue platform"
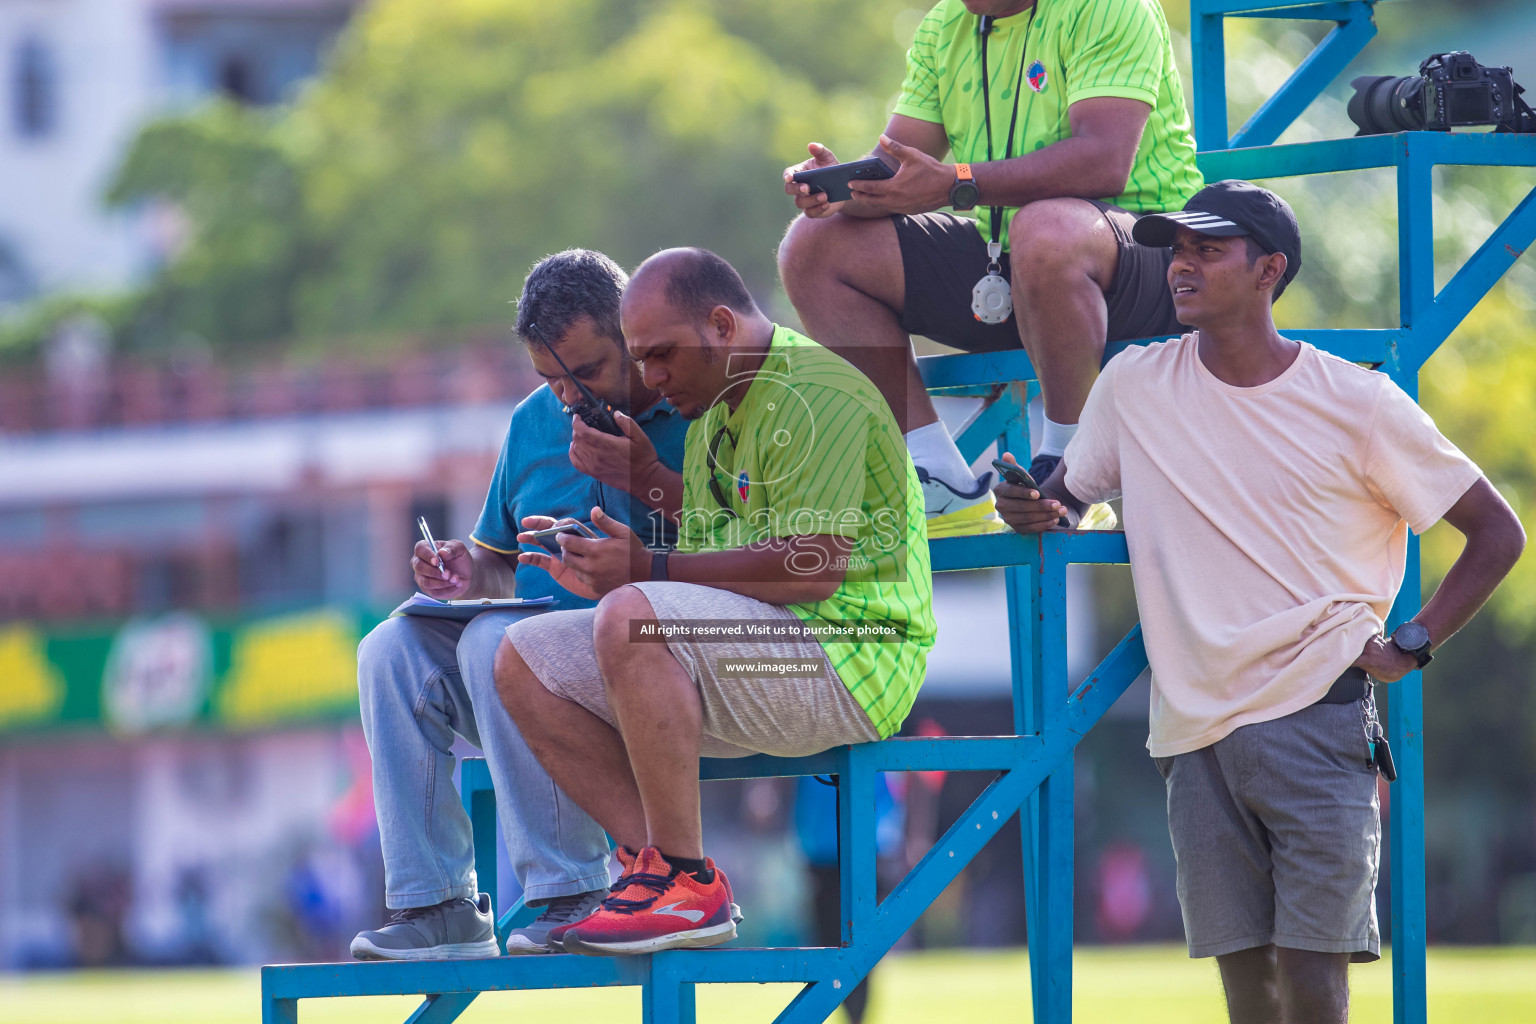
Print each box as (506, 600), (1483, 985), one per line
(779, 0), (1202, 536)
(349, 249), (689, 960)
(494, 248), (934, 955)
(995, 181), (1525, 1021)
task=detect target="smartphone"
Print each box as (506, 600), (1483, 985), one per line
(991, 459), (1039, 490)
(792, 157), (896, 203)
(525, 518), (599, 555)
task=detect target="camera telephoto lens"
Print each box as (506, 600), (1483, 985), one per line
(1348, 74), (1428, 135)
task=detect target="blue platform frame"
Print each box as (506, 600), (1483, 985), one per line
(262, 2), (1533, 1020)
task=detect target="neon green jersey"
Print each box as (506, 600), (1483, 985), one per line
(677, 326), (935, 739)
(895, 0), (1203, 247)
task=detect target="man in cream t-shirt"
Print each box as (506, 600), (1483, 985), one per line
(995, 181), (1525, 1023)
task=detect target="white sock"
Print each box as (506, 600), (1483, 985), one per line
(904, 420), (978, 485)
(1036, 418), (1079, 460)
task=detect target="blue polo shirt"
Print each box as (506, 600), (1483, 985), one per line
(470, 386), (689, 610)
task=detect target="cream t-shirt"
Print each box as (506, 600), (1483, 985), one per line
(1065, 334), (1482, 757)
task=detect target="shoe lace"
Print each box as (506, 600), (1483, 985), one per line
(388, 904), (437, 924)
(598, 871), (674, 915)
(539, 891), (602, 925)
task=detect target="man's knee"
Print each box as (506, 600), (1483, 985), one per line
(356, 616), (420, 700)
(1275, 948), (1350, 1012)
(492, 634), (536, 714)
(1008, 198), (1116, 285)
(455, 614), (506, 694)
(592, 585), (657, 682)
(778, 214), (901, 304)
(778, 214), (844, 290)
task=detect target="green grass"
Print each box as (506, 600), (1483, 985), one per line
(4, 946), (1534, 1023)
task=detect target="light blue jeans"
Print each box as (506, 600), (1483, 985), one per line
(357, 611), (610, 910)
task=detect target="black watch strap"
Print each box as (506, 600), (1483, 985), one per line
(650, 551), (669, 582)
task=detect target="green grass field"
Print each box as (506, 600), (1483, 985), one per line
(4, 945), (1533, 1023)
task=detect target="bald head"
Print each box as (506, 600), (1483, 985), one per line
(626, 247), (760, 328)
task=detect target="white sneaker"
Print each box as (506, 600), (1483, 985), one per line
(917, 466), (994, 518)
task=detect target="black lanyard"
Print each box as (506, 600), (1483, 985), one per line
(978, 7), (1039, 246)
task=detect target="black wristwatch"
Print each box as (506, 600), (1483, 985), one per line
(949, 163), (979, 211)
(650, 551), (669, 582)
(1388, 621), (1433, 668)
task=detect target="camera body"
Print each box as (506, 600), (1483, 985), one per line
(1348, 51), (1535, 136)
(1418, 52), (1518, 131)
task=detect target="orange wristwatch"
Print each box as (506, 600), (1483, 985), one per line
(949, 163), (979, 211)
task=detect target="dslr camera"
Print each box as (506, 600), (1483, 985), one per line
(1348, 51), (1536, 136)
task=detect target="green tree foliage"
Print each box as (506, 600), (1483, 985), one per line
(100, 0), (915, 354)
(108, 104), (307, 347)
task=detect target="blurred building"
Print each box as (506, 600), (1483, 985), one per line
(0, 337), (541, 965)
(0, 0), (356, 303)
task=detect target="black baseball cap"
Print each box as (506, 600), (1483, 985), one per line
(1131, 179), (1303, 286)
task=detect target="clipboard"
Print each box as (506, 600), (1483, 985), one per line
(393, 593), (555, 621)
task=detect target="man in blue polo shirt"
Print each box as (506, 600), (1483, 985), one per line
(349, 250), (689, 960)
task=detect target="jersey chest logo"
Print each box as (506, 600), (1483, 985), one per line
(1027, 60), (1048, 93)
(737, 472), (750, 502)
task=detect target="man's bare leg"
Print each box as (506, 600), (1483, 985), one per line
(592, 585), (706, 859)
(1217, 945), (1283, 1024)
(1007, 198), (1121, 427)
(1216, 945), (1349, 1024)
(778, 214), (937, 432)
(1277, 948), (1350, 1024)
(492, 637), (648, 851)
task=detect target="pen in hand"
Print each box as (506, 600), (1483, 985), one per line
(417, 516), (449, 579)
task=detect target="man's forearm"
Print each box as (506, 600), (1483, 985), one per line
(1040, 461), (1090, 525)
(667, 540), (847, 605)
(972, 134), (1135, 210)
(836, 134), (1130, 221)
(636, 463), (684, 522)
(1413, 478), (1526, 650)
(1416, 522), (1525, 649)
(463, 543), (519, 600)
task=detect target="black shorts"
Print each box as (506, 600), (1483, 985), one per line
(893, 203), (1185, 352)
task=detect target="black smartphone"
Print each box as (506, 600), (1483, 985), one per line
(792, 157), (896, 203)
(991, 458), (1039, 490)
(525, 518), (599, 556)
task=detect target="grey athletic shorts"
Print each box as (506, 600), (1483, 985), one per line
(893, 203), (1185, 352)
(504, 582), (879, 759)
(1154, 700), (1382, 962)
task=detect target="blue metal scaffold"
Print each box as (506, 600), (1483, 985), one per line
(261, 2), (1535, 1020)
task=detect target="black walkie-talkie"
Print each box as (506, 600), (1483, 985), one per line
(529, 322), (623, 436)
(1370, 721), (1398, 782)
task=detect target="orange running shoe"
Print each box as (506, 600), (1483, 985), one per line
(546, 845), (637, 951)
(560, 847), (737, 956)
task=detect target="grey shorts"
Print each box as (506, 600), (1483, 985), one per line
(504, 582), (880, 759)
(1154, 700), (1382, 962)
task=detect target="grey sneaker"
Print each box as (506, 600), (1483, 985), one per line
(505, 889), (607, 954)
(350, 893), (500, 961)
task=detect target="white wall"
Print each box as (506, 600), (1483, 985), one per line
(0, 0), (159, 298)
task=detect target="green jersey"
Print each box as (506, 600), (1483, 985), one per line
(677, 326), (935, 739)
(895, 0), (1203, 247)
